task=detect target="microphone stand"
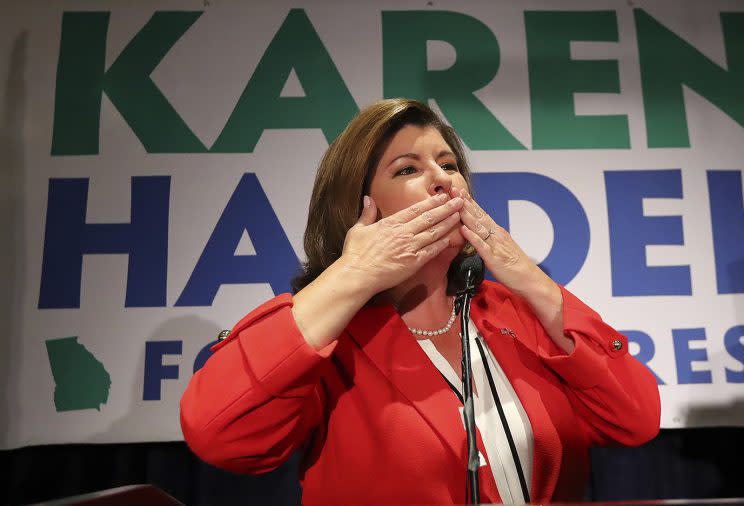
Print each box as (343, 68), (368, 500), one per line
(454, 266), (480, 505)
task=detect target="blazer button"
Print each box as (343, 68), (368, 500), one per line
(611, 339), (623, 351)
(217, 329), (231, 341)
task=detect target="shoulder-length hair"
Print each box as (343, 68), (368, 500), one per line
(291, 98), (474, 294)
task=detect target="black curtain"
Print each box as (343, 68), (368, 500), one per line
(4, 428), (744, 505)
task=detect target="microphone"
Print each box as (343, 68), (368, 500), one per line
(453, 255), (484, 315)
(456, 255), (484, 293)
(453, 254), (484, 505)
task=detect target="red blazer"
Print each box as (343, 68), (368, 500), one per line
(180, 282), (660, 504)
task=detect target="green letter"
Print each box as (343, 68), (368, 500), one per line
(636, 10), (744, 148)
(51, 13), (108, 155)
(52, 11), (206, 155)
(382, 11), (524, 150)
(525, 11), (629, 149)
(212, 9), (358, 152)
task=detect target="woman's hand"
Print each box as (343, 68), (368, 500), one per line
(339, 193), (464, 297)
(293, 193), (463, 351)
(454, 188), (537, 288)
(455, 188), (574, 353)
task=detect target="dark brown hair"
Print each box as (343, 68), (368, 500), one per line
(291, 98), (474, 294)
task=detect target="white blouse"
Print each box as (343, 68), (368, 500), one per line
(417, 319), (534, 504)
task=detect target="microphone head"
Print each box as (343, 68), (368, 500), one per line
(455, 255), (485, 291)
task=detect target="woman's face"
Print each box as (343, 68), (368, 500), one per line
(368, 124), (468, 247)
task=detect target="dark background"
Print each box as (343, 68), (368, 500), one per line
(4, 428), (744, 505)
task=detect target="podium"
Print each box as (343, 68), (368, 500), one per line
(30, 485), (184, 506)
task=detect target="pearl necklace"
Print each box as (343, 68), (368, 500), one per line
(407, 304), (457, 337)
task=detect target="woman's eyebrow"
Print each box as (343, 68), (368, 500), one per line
(387, 152), (420, 168)
(386, 150), (455, 168)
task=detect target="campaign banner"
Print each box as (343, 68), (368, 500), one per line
(1, 0), (743, 448)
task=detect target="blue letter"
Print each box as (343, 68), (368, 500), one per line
(176, 173), (299, 306)
(39, 176), (170, 308)
(472, 173), (589, 285)
(193, 340), (219, 373)
(605, 170), (691, 296)
(724, 325), (744, 383)
(622, 330), (665, 384)
(708, 170), (744, 294)
(672, 328), (712, 384)
(143, 340), (182, 400)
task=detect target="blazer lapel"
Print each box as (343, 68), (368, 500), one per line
(471, 292), (562, 503)
(346, 303), (468, 468)
(347, 302), (506, 503)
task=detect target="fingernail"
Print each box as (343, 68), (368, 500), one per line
(450, 197), (463, 206)
(436, 193), (448, 201)
(363, 195), (370, 208)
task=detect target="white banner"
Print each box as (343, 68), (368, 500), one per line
(1, 0), (743, 448)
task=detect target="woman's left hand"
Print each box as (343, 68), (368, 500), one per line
(453, 187), (537, 291)
(453, 188), (574, 353)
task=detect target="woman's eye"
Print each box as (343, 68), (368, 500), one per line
(442, 163), (459, 172)
(395, 166), (417, 176)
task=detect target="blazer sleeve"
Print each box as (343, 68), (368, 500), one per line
(533, 286), (661, 447)
(180, 294), (338, 474)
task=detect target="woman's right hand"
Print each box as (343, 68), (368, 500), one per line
(338, 193), (464, 297)
(292, 193), (463, 351)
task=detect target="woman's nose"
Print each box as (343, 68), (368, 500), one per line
(429, 165), (453, 196)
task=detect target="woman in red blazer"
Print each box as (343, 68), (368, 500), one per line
(180, 99), (660, 504)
